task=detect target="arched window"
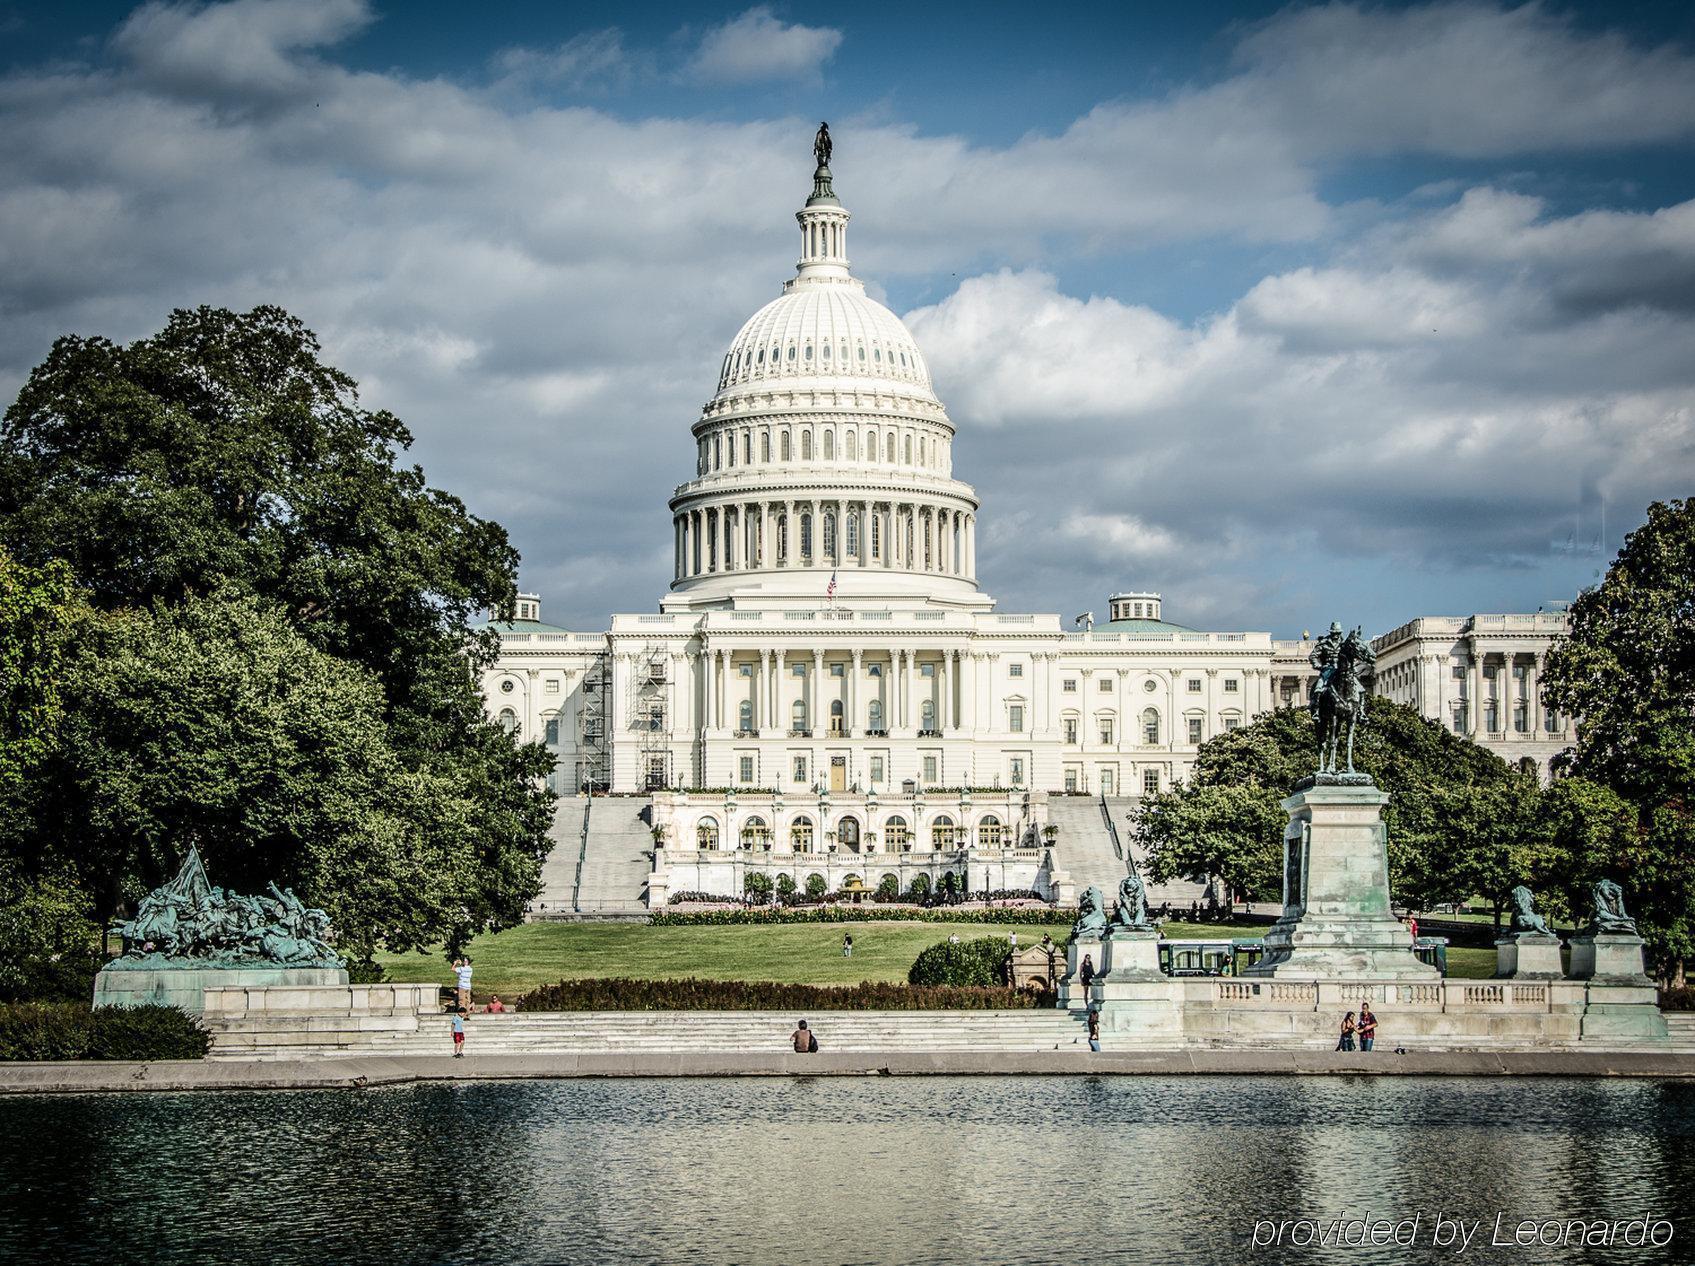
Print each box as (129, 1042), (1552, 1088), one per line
(921, 699), (936, 732)
(1142, 707), (1161, 744)
(932, 815), (957, 849)
(838, 816), (860, 850)
(823, 430), (835, 460)
(792, 699), (809, 733)
(846, 431), (857, 460)
(870, 514), (880, 559)
(874, 347), (882, 362)
(830, 698), (845, 734)
(738, 699), (753, 733)
(886, 816), (910, 848)
(498, 708), (519, 735)
(886, 433), (896, 462)
(823, 512), (836, 558)
(697, 816), (719, 849)
(868, 699), (884, 732)
(777, 514), (788, 559)
(858, 345), (866, 362)
(781, 431), (791, 461)
(904, 435), (913, 464)
(804, 344), (812, 361)
(801, 431), (813, 460)
(800, 513), (813, 559)
(741, 816), (771, 849)
(787, 345), (796, 362)
(791, 816), (814, 849)
(821, 343), (830, 361)
(978, 816), (1003, 847)
(846, 512), (860, 557)
(761, 432), (771, 462)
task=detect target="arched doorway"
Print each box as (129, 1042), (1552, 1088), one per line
(838, 815), (861, 853)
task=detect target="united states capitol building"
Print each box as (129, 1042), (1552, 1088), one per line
(479, 144), (1572, 910)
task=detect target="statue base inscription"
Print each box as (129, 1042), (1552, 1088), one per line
(1495, 934), (1563, 980)
(95, 964), (350, 1013)
(1245, 782), (1437, 981)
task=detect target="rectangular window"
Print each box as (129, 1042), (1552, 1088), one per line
(870, 756), (885, 782)
(1452, 665), (1465, 679)
(1142, 769), (1160, 796)
(545, 678), (561, 694)
(1064, 718), (1078, 744)
(1224, 717), (1240, 732)
(1009, 705), (1024, 732)
(545, 719), (559, 745)
(1187, 718), (1203, 744)
(1099, 721), (1114, 745)
(1009, 663), (1024, 678)
(920, 663), (935, 678)
(1099, 678), (1113, 692)
(1514, 706), (1528, 733)
(830, 663), (844, 677)
(1187, 679), (1202, 694)
(1485, 704), (1499, 732)
(1063, 679), (1077, 693)
(1224, 679), (1239, 693)
(738, 663), (752, 677)
(1100, 768), (1114, 795)
(869, 664), (883, 678)
(1010, 757), (1025, 786)
(792, 663), (806, 676)
(922, 755), (937, 782)
(1064, 768), (1078, 792)
(792, 757), (807, 783)
(1545, 710), (1561, 732)
(739, 756), (755, 783)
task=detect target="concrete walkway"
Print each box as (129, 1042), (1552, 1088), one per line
(4, 1047), (1692, 1094)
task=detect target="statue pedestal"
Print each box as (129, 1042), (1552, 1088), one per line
(1569, 932), (1650, 982)
(1245, 781), (1437, 980)
(1093, 929), (1182, 1042)
(94, 965), (350, 1013)
(1495, 934), (1563, 979)
(1057, 937), (1102, 1012)
(1567, 933), (1667, 1043)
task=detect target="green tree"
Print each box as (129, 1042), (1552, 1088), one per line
(0, 549), (79, 813)
(0, 862), (102, 1003)
(1543, 499), (1695, 975)
(1139, 697), (1520, 912)
(0, 307), (554, 954)
(743, 871), (773, 903)
(1435, 773), (1556, 934)
(1534, 776), (1639, 930)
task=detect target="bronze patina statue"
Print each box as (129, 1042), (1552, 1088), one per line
(1072, 885), (1109, 939)
(813, 121), (832, 169)
(1109, 868), (1153, 931)
(113, 846), (344, 969)
(1309, 622), (1376, 775)
(1508, 885), (1557, 938)
(1590, 877), (1638, 935)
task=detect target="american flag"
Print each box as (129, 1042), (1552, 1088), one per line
(826, 569), (837, 601)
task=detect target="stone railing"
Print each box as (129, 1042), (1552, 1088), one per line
(203, 982), (439, 1017)
(1183, 978), (1581, 1013)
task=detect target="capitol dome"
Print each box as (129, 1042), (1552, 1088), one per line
(664, 137), (989, 614)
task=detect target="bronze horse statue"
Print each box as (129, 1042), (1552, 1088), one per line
(1309, 624), (1375, 775)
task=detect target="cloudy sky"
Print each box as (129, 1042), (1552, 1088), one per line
(3, 1), (1694, 636)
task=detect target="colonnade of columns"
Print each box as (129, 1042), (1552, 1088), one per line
(674, 499), (977, 582)
(691, 646), (972, 736)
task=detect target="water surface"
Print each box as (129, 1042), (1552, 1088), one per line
(3, 1076), (1692, 1265)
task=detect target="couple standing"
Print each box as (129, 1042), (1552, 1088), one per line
(1336, 1005), (1378, 1051)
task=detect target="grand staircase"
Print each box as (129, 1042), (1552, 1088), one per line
(1044, 795), (1206, 906)
(530, 795), (655, 917)
(204, 1008), (1089, 1061)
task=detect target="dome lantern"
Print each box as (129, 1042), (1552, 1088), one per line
(792, 121), (851, 288)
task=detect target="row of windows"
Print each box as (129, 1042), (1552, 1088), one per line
(717, 338), (924, 390)
(697, 425), (948, 475)
(697, 813), (1006, 850)
(1059, 676), (1242, 694)
(1062, 768), (1163, 796)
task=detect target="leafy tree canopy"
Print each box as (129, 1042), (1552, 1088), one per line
(0, 548), (80, 811)
(1544, 498), (1695, 966)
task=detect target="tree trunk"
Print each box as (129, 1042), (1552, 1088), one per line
(1491, 899), (1502, 938)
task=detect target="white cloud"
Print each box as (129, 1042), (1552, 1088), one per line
(113, 0), (371, 102)
(686, 7), (843, 85)
(491, 29), (638, 95)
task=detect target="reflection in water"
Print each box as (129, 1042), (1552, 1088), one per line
(2, 1077), (1692, 1265)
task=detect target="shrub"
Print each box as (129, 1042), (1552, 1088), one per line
(648, 906), (1073, 927)
(744, 872), (773, 902)
(0, 866), (103, 1003)
(908, 937), (1012, 987)
(1662, 986), (1695, 1012)
(874, 874), (900, 903)
(905, 873), (932, 902)
(0, 1003), (209, 1061)
(345, 957), (387, 985)
(514, 977), (1044, 1011)
(804, 873), (827, 900)
(666, 890), (726, 905)
(775, 874), (797, 906)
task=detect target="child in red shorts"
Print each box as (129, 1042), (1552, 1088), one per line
(451, 1009), (465, 1057)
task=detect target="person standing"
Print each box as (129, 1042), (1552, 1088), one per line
(1336, 1011), (1356, 1051)
(1079, 953), (1096, 989)
(454, 956), (473, 1011)
(1087, 1007), (1101, 1052)
(842, 933), (853, 958)
(1009, 931), (1019, 952)
(1407, 915), (1420, 946)
(451, 1009), (466, 1058)
(1357, 1004), (1378, 1052)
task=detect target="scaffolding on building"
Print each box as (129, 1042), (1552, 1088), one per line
(631, 647), (671, 791)
(575, 652), (611, 793)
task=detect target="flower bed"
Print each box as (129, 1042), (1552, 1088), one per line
(649, 905), (1074, 927)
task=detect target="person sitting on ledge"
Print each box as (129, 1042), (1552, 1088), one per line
(791, 1019), (818, 1053)
(486, 995), (505, 1013)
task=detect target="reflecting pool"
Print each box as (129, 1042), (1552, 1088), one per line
(3, 1076), (1693, 1265)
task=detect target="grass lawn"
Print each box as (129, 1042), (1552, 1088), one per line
(379, 919), (1499, 996)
